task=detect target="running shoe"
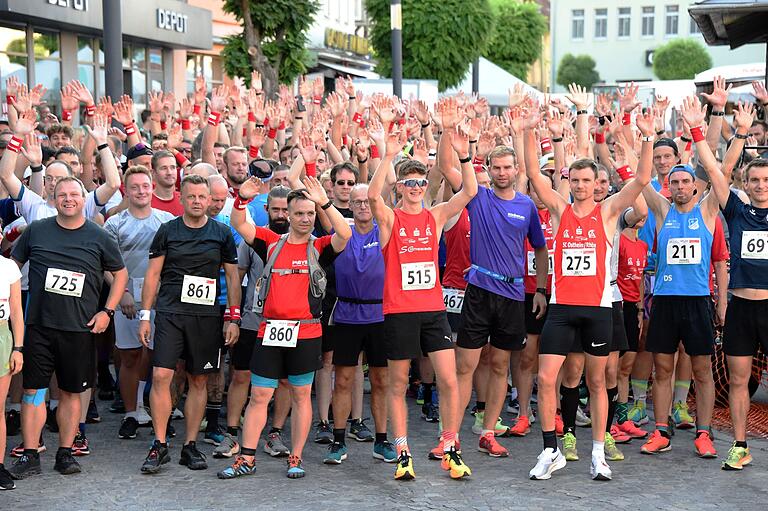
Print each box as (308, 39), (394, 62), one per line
(323, 442), (348, 464)
(609, 424), (632, 444)
(86, 401), (101, 424)
(286, 455), (306, 479)
(5, 409), (20, 436)
(10, 438), (46, 458)
(428, 438), (462, 460)
(214, 433), (241, 458)
(478, 432), (508, 457)
(217, 455), (256, 479)
(394, 451), (415, 480)
(348, 419), (373, 442)
(641, 430), (671, 454)
(575, 406), (591, 427)
(109, 396), (125, 414)
(508, 415), (531, 437)
(119, 416), (140, 439)
(506, 396), (520, 415)
(441, 447), (471, 479)
(694, 431), (717, 458)
(590, 455), (612, 481)
(171, 408), (184, 420)
(604, 432), (624, 461)
(373, 440), (398, 463)
(422, 402), (440, 423)
(554, 414), (564, 436)
(416, 385), (425, 405)
(471, 411), (510, 436)
(179, 442), (208, 470)
(72, 432), (90, 456)
(562, 432), (578, 461)
(672, 402), (695, 429)
(135, 407), (152, 426)
(314, 420), (333, 444)
(0, 464), (15, 490)
(198, 418), (208, 432)
(8, 453), (41, 480)
(615, 420), (648, 439)
(722, 442), (752, 471)
(529, 447), (566, 480)
(53, 449), (81, 475)
(204, 426), (226, 446)
(263, 431), (289, 457)
(628, 401), (649, 425)
(140, 441), (170, 474)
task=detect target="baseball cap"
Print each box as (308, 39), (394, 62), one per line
(249, 158), (278, 181)
(126, 143), (153, 162)
(653, 138), (679, 156)
(669, 163), (696, 179)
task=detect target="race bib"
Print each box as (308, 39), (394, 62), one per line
(401, 262), (436, 291)
(741, 231), (768, 260)
(442, 288), (465, 314)
(45, 268), (85, 297)
(527, 250), (554, 276)
(251, 287), (264, 313)
(132, 278), (144, 303)
(0, 298), (8, 321)
(666, 238), (701, 265)
(561, 248), (596, 276)
(262, 320), (299, 348)
(180, 275), (216, 306)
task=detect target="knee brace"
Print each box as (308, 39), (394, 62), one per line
(22, 388), (47, 407)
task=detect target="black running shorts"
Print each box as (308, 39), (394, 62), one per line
(722, 295), (768, 357)
(384, 311), (453, 360)
(23, 325), (95, 393)
(153, 312), (224, 375)
(646, 295), (714, 356)
(457, 284), (526, 350)
(539, 304), (613, 357)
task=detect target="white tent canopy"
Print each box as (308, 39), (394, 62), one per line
(443, 57), (543, 107)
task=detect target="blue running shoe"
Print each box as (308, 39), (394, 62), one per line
(323, 442), (348, 464)
(287, 455), (306, 478)
(373, 440), (398, 463)
(217, 455), (256, 479)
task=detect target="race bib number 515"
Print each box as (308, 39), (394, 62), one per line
(401, 262), (436, 291)
(181, 275), (216, 306)
(45, 268), (85, 297)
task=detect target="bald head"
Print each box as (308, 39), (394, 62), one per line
(207, 174), (229, 217)
(187, 162), (217, 179)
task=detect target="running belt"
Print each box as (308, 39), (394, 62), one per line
(336, 296), (383, 304)
(470, 264), (523, 284)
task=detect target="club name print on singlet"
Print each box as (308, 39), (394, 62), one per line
(398, 225), (433, 254)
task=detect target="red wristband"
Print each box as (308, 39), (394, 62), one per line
(208, 111), (221, 127)
(249, 145), (260, 159)
(248, 111), (257, 123)
(370, 145), (380, 159)
(352, 112), (362, 124)
(278, 121), (286, 130)
(268, 128), (277, 139)
(540, 137), (552, 154)
(180, 119), (191, 130)
(233, 195), (252, 210)
(5, 95), (14, 105)
(62, 110), (73, 122)
(85, 104), (96, 117)
(124, 122), (137, 136)
(263, 117), (270, 128)
(174, 152), (189, 168)
(7, 136), (22, 153)
(312, 96), (322, 105)
(223, 311), (231, 321)
(305, 161), (317, 178)
(685, 140), (693, 152)
(160, 121), (167, 131)
(616, 165), (634, 181)
(473, 155), (484, 165)
(193, 104), (201, 116)
(228, 306), (241, 321)
(690, 126), (705, 143)
(622, 112), (631, 126)
(342, 135), (349, 147)
(595, 132), (606, 144)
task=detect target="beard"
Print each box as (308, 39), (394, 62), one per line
(269, 218), (289, 234)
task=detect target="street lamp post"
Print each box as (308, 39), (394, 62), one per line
(391, 0), (402, 98)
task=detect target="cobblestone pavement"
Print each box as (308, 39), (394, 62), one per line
(4, 394), (768, 510)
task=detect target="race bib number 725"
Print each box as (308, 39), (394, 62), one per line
(45, 268), (85, 297)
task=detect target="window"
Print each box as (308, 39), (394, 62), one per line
(123, 43), (165, 107)
(642, 6), (655, 36)
(33, 30), (61, 109)
(595, 9), (608, 39)
(572, 9), (585, 40)
(690, 16), (701, 34)
(665, 5), (679, 36)
(618, 7), (631, 38)
(186, 53), (223, 94)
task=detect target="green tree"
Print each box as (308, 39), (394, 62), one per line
(653, 38), (712, 80)
(484, 0), (547, 79)
(556, 54), (600, 90)
(365, 0), (494, 91)
(221, 0), (320, 97)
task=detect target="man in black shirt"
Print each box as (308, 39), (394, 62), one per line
(9, 176), (127, 479)
(138, 174), (241, 474)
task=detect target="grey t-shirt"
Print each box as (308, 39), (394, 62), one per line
(237, 241), (265, 332)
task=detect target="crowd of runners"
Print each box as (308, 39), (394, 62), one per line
(1, 70), (768, 490)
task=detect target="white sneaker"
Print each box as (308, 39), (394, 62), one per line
(529, 448), (566, 480)
(171, 408), (185, 420)
(135, 407), (152, 426)
(575, 406), (591, 427)
(590, 455), (612, 481)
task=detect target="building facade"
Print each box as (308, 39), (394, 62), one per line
(549, 0), (765, 91)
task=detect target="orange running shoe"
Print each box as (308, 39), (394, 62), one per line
(428, 438), (461, 460)
(641, 430), (671, 454)
(609, 424), (632, 444)
(616, 420), (648, 439)
(478, 433), (509, 457)
(509, 415), (531, 437)
(555, 414), (564, 437)
(694, 431), (717, 458)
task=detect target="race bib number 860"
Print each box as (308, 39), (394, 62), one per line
(263, 320), (299, 348)
(401, 262), (436, 291)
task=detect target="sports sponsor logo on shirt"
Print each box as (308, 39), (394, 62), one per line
(507, 212), (526, 221)
(292, 260), (308, 266)
(399, 245), (432, 254)
(363, 241), (379, 249)
(688, 218), (700, 230)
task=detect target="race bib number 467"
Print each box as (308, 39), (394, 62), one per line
(442, 288), (465, 314)
(181, 275), (216, 306)
(45, 268), (85, 297)
(741, 231), (768, 260)
(561, 248), (596, 276)
(401, 262), (436, 291)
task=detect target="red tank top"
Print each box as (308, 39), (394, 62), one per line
(551, 203), (613, 307)
(617, 233), (647, 303)
(382, 208), (444, 314)
(524, 208), (554, 295)
(442, 209), (470, 290)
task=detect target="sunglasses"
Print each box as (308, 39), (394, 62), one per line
(335, 180), (356, 186)
(398, 178), (428, 187)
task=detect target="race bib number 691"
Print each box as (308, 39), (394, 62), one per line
(741, 231), (768, 260)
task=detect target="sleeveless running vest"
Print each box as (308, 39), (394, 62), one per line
(382, 208), (444, 314)
(442, 208), (470, 290)
(551, 203), (613, 308)
(333, 224), (385, 324)
(524, 208), (554, 294)
(654, 204), (712, 296)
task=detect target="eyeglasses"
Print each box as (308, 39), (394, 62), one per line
(398, 178), (428, 188)
(335, 180), (356, 187)
(44, 176), (64, 183)
(351, 199), (370, 208)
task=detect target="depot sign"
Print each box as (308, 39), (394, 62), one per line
(157, 8), (188, 33)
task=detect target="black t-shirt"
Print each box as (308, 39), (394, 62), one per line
(314, 207), (354, 315)
(149, 216), (237, 316)
(12, 216), (125, 332)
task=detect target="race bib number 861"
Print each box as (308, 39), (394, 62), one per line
(181, 275), (216, 306)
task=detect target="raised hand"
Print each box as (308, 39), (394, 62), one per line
(14, 109), (38, 136)
(680, 95), (706, 129)
(733, 101), (756, 131)
(238, 176), (263, 200)
(384, 125), (406, 158)
(85, 113), (109, 145)
(69, 79), (94, 106)
(148, 90), (164, 114)
(60, 83), (79, 112)
(700, 75), (731, 110)
(167, 124), (182, 149)
(372, 95), (396, 124)
(413, 99), (430, 126)
(635, 108), (656, 137)
(547, 109), (564, 139)
(653, 94), (670, 115)
(450, 120), (471, 157)
(5, 76), (19, 97)
(436, 96), (460, 130)
(179, 96), (193, 119)
(250, 126), (267, 148)
(752, 80), (768, 105)
(476, 131), (495, 159)
(210, 84), (228, 113)
(299, 133), (319, 163)
(326, 91), (346, 118)
(20, 132), (42, 167)
(594, 93), (611, 117)
(618, 82), (641, 113)
(194, 75), (207, 105)
(301, 175), (330, 205)
(250, 70), (262, 91)
(565, 83), (589, 111)
(113, 95), (134, 126)
(97, 96), (114, 118)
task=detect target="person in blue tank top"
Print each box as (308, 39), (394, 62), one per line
(694, 100), (768, 470)
(325, 183), (396, 465)
(639, 95), (723, 458)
